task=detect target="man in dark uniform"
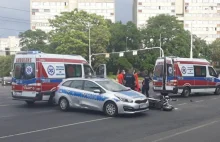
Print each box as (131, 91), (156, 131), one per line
(124, 69), (135, 90)
(142, 75), (152, 97)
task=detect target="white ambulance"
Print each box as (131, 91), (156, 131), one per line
(11, 51), (106, 105)
(153, 56), (220, 97)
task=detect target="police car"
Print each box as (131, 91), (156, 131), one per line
(54, 78), (149, 116)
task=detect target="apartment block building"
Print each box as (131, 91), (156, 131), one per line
(133, 0), (220, 43)
(30, 0), (115, 32)
(0, 36), (21, 56)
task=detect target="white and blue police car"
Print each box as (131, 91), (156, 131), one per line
(54, 78), (149, 116)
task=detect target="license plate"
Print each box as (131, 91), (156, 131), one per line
(154, 87), (162, 90)
(140, 103), (147, 109)
(14, 92), (22, 96)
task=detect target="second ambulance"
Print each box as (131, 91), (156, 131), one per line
(153, 57), (220, 97)
(11, 51), (106, 105)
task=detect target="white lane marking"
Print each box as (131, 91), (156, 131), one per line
(151, 120), (218, 142)
(211, 98), (218, 100)
(195, 100), (204, 103)
(0, 104), (20, 107)
(0, 110), (56, 119)
(0, 117), (112, 139)
(177, 103), (187, 106)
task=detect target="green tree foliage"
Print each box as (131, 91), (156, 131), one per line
(49, 9), (111, 59)
(209, 39), (220, 62)
(142, 14), (192, 57)
(0, 55), (14, 77)
(19, 30), (52, 52)
(107, 21), (142, 52)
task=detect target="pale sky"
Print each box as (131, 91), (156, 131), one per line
(0, 0), (133, 37)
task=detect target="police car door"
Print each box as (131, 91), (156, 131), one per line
(81, 80), (104, 111)
(95, 64), (106, 78)
(69, 80), (84, 107)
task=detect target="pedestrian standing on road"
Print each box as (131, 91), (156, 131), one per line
(117, 70), (124, 85)
(134, 71), (141, 92)
(124, 69), (135, 90)
(142, 74), (152, 97)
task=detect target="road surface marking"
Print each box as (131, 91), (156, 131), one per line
(0, 117), (112, 139)
(177, 103), (187, 106)
(195, 100), (204, 103)
(0, 110), (56, 119)
(211, 98), (218, 100)
(151, 120), (218, 142)
(0, 104), (19, 107)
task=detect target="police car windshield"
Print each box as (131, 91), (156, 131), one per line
(95, 80), (130, 92)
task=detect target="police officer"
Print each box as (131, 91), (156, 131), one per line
(124, 69), (135, 90)
(142, 75), (152, 97)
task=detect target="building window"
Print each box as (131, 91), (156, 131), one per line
(159, 6), (161, 9)
(110, 13), (114, 15)
(32, 9), (39, 12)
(138, 2), (142, 5)
(32, 12), (35, 15)
(171, 2), (175, 5)
(44, 9), (50, 12)
(138, 10), (142, 13)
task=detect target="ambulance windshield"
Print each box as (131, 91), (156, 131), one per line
(13, 63), (35, 79)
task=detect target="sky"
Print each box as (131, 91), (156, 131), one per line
(0, 0), (133, 37)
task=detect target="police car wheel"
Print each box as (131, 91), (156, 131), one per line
(59, 98), (69, 111)
(104, 101), (118, 117)
(182, 87), (190, 97)
(215, 86), (220, 95)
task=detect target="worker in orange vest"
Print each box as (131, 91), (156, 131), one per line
(134, 70), (140, 92)
(117, 70), (125, 84)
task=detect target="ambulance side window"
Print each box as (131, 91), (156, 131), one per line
(194, 66), (206, 77)
(208, 67), (217, 77)
(65, 64), (82, 78)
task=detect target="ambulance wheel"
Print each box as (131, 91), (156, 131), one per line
(25, 101), (35, 105)
(182, 87), (190, 97)
(59, 97), (69, 111)
(215, 86), (220, 95)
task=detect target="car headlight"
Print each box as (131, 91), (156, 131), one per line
(115, 95), (133, 103)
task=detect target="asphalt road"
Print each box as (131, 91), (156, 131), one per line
(1, 85), (220, 142)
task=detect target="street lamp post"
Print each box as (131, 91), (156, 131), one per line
(126, 37), (129, 51)
(88, 22), (91, 66)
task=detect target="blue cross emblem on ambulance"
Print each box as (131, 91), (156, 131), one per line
(47, 65), (55, 76)
(181, 66), (186, 74)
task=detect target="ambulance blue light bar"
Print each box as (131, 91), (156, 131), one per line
(16, 51), (42, 54)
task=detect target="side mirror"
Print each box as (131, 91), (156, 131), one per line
(93, 89), (101, 94)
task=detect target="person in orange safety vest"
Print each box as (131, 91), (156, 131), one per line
(134, 71), (141, 92)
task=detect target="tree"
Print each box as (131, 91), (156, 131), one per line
(107, 21), (142, 52)
(0, 55), (14, 77)
(19, 30), (52, 52)
(141, 14), (192, 57)
(209, 39), (220, 62)
(49, 9), (111, 61)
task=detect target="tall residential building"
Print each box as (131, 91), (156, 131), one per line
(30, 0), (115, 32)
(133, 0), (220, 43)
(0, 36), (21, 56)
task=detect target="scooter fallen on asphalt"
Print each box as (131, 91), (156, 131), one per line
(148, 94), (174, 111)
